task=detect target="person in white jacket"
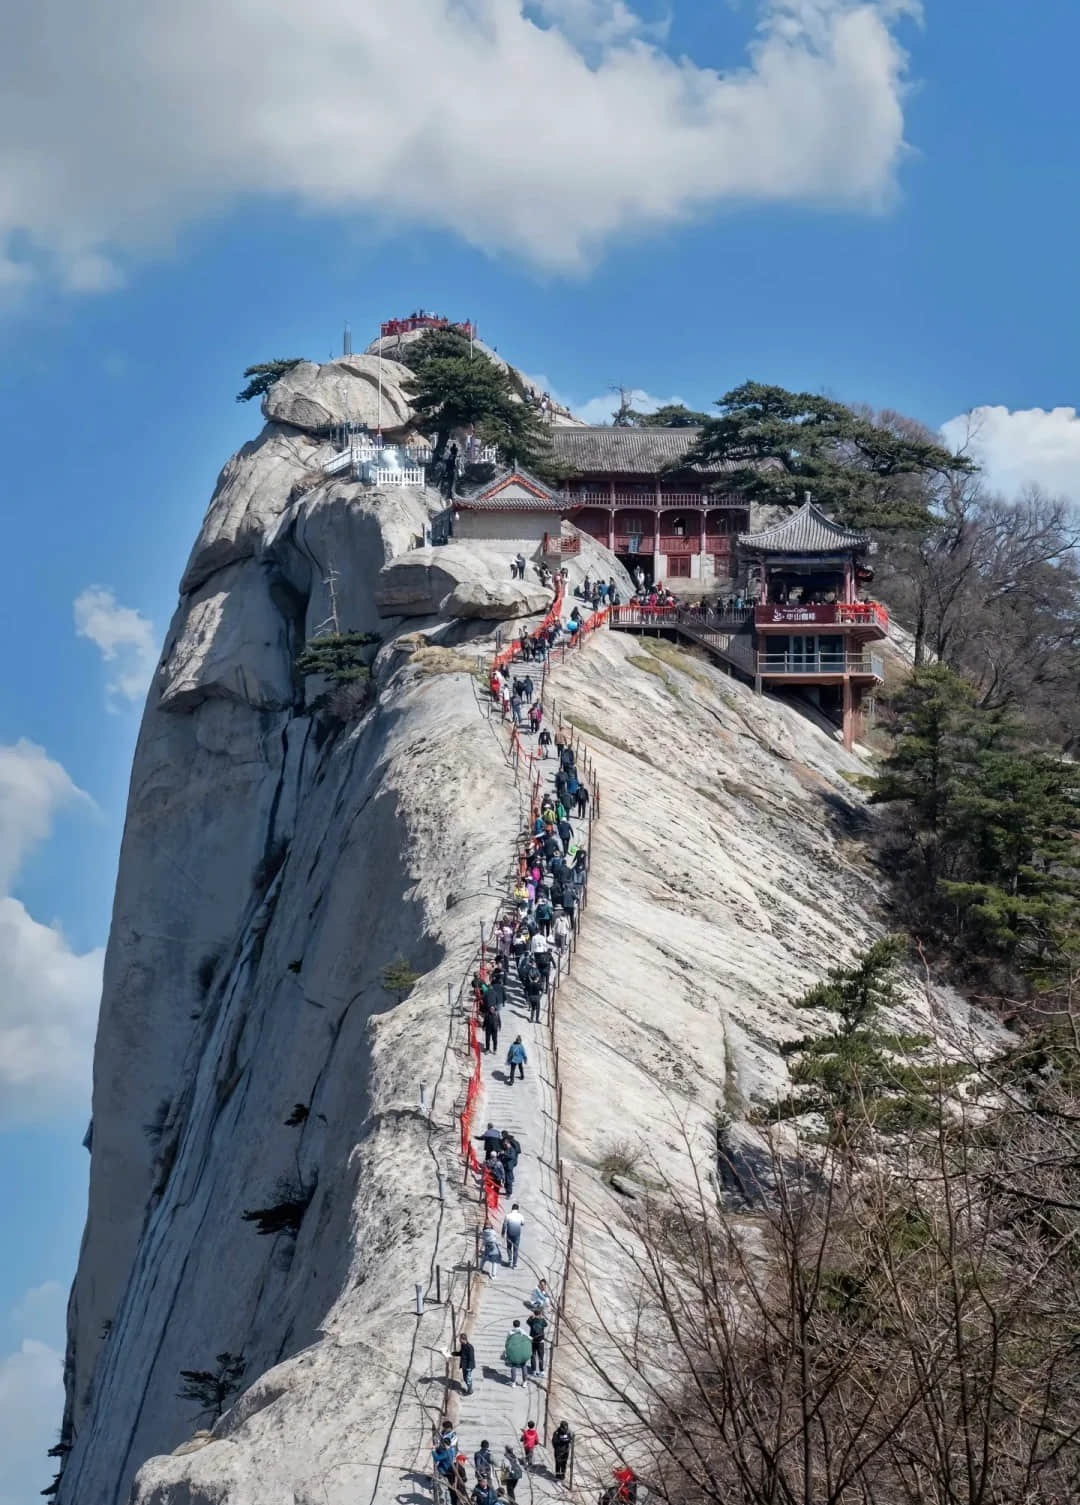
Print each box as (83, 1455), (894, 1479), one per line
(502, 1204), (525, 1269)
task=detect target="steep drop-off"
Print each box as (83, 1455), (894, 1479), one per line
(59, 365), (956, 1505)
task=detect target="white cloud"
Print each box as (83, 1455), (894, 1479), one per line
(941, 406), (1080, 501)
(0, 0), (917, 286)
(9, 1283), (66, 1347)
(74, 587), (156, 709)
(0, 740), (94, 893)
(0, 742), (101, 1121)
(532, 0), (664, 46)
(0, 1290), (66, 1505)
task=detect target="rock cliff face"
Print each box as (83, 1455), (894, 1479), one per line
(59, 374), (951, 1505)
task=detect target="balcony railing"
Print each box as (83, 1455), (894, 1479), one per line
(613, 534), (655, 554)
(542, 533), (582, 557)
(659, 535), (699, 554)
(756, 602), (889, 632)
(757, 652), (885, 679)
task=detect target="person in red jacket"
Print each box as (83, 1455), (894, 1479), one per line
(520, 1422), (539, 1468)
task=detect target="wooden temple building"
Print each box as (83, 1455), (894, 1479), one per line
(739, 501), (886, 746)
(551, 427), (747, 584)
(442, 427), (749, 584)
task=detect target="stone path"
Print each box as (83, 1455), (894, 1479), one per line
(446, 755), (585, 1499)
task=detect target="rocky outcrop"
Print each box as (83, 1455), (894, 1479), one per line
(58, 414), (968, 1505)
(262, 356), (416, 435)
(375, 544), (551, 619)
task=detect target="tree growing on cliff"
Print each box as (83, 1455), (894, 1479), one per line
(766, 936), (950, 1141)
(235, 358), (303, 403)
(176, 1352), (246, 1422)
(870, 667), (1080, 989)
(295, 631), (381, 685)
(681, 382), (973, 530)
(382, 957), (421, 1002)
(403, 347), (555, 477)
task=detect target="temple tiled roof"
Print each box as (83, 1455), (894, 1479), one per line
(738, 500), (869, 553)
(456, 466), (565, 511)
(550, 427), (733, 475)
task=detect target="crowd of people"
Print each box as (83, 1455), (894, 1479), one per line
(431, 586), (642, 1505)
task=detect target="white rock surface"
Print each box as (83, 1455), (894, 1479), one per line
(57, 440), (977, 1505)
(375, 544), (551, 619)
(262, 356), (416, 434)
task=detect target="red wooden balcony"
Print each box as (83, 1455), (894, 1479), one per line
(755, 602), (889, 636)
(542, 532), (581, 557)
(659, 536), (700, 554)
(613, 534), (654, 554)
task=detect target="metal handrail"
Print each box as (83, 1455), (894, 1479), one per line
(757, 652), (884, 677)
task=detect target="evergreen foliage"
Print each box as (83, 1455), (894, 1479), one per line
(630, 403), (713, 428)
(402, 343), (555, 478)
(176, 1352), (246, 1422)
(681, 381), (973, 530)
(295, 631), (381, 686)
(235, 358), (303, 403)
(397, 327), (474, 370)
(767, 937), (951, 1138)
(242, 1174), (314, 1237)
(870, 667), (1080, 987)
(382, 957), (421, 1002)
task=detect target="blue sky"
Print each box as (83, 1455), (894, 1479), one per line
(3, 0), (1080, 1497)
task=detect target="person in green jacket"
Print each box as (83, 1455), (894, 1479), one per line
(503, 1319), (532, 1386)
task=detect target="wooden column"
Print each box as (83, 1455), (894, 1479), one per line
(842, 676), (855, 750)
(699, 506), (708, 582)
(608, 507), (615, 553)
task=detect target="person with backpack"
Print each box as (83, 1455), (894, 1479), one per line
(480, 1223), (501, 1278)
(552, 1422), (573, 1482)
(538, 726), (552, 758)
(527, 1309), (547, 1375)
(432, 1439), (456, 1494)
(574, 784), (590, 819)
(502, 1203), (524, 1268)
(500, 1131), (520, 1195)
(524, 972), (543, 1023)
(482, 998), (500, 1055)
(520, 1422), (540, 1469)
(500, 1447), (522, 1502)
(534, 897), (553, 936)
(504, 1320), (532, 1386)
(474, 1442), (494, 1490)
(506, 1036), (527, 1085)
(450, 1454), (470, 1505)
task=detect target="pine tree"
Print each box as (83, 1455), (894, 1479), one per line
(176, 1352), (246, 1421)
(235, 358), (303, 403)
(295, 631), (381, 685)
(632, 403), (713, 428)
(680, 381), (973, 530)
(382, 957), (421, 1002)
(403, 349), (555, 478)
(767, 937), (954, 1142)
(870, 668), (1080, 985)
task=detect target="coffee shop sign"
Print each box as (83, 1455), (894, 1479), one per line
(772, 607), (819, 622)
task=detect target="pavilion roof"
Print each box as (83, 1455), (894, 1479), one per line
(456, 466), (565, 511)
(738, 500), (870, 554)
(550, 426), (734, 476)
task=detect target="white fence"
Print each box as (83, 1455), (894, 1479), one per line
(371, 466), (426, 488)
